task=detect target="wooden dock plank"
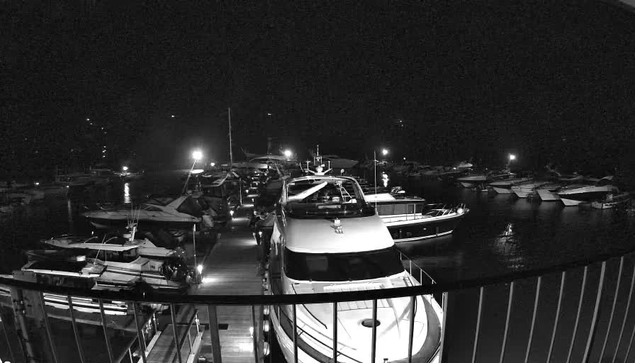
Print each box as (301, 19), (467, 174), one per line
(189, 223), (264, 362)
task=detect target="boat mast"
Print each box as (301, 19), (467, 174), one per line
(228, 107), (233, 169)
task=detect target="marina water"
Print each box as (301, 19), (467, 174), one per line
(2, 171), (635, 362)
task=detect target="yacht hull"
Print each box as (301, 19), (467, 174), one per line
(269, 287), (442, 363)
(385, 213), (466, 242)
(492, 187), (513, 194)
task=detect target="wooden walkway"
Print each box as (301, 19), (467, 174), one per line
(146, 215), (264, 363)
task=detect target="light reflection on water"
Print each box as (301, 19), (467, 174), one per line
(123, 182), (131, 204)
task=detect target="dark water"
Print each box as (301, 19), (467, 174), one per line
(2, 171), (635, 362)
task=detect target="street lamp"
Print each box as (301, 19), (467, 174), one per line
(283, 149), (293, 160)
(182, 150), (203, 195)
(506, 153), (517, 169)
(374, 148), (389, 209)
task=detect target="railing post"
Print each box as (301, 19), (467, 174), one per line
(133, 302), (148, 363)
(600, 257), (624, 362)
(499, 281), (515, 363)
(171, 303), (183, 363)
(207, 305), (222, 363)
(547, 271), (567, 363)
(524, 276), (542, 363)
(67, 295), (87, 363)
(1, 309), (17, 363)
(292, 304), (299, 363)
(471, 286), (485, 363)
(566, 266), (588, 363)
(371, 299), (378, 363)
(582, 261), (606, 363)
(438, 292), (449, 363)
(407, 295), (416, 363)
(611, 263), (635, 363)
(98, 299), (115, 363)
(39, 292), (59, 363)
(251, 304), (259, 363)
(332, 302), (338, 363)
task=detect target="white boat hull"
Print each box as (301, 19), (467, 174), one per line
(492, 187), (513, 194)
(560, 197), (584, 207)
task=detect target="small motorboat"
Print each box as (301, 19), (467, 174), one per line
(591, 192), (631, 210)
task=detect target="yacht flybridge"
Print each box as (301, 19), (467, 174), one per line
(265, 173), (443, 363)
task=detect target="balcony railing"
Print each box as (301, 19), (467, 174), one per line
(2, 246), (635, 363)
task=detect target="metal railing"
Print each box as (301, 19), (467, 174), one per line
(3, 246), (635, 363)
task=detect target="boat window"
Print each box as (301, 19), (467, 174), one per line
(284, 246), (404, 281)
(142, 205), (163, 211)
(285, 178), (374, 218)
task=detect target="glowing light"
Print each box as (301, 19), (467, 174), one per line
(192, 150), (203, 161)
(122, 166), (129, 171)
(283, 149), (292, 158)
(34, 182), (40, 186)
(457, 208), (464, 215)
(263, 320), (270, 333)
(381, 148), (389, 156)
(171, 115), (175, 118)
(249, 326), (254, 336)
(229, 210), (235, 217)
(263, 306), (270, 316)
(197, 264), (203, 274)
(239, 343), (253, 352)
(509, 154), (516, 161)
(263, 342), (270, 356)
(210, 162), (216, 167)
(201, 276), (216, 284)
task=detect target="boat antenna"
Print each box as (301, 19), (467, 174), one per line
(228, 106), (233, 169)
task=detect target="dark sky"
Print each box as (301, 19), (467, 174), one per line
(2, 0), (635, 175)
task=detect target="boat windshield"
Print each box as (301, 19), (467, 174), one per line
(175, 196), (204, 217)
(285, 178), (375, 218)
(284, 246), (404, 281)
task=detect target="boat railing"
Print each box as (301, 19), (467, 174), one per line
(398, 250), (437, 285)
(4, 246), (635, 363)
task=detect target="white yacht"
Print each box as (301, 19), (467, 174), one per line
(266, 173), (443, 363)
(510, 181), (549, 198)
(82, 195), (202, 230)
(557, 176), (618, 207)
(364, 187), (468, 242)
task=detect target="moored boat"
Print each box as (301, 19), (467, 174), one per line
(82, 195), (204, 230)
(365, 187), (468, 242)
(591, 192), (631, 209)
(265, 172), (443, 362)
(557, 176), (618, 207)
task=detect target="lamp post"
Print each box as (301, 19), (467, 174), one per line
(374, 148), (389, 209)
(283, 149), (293, 160)
(507, 153), (516, 169)
(182, 150), (203, 195)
